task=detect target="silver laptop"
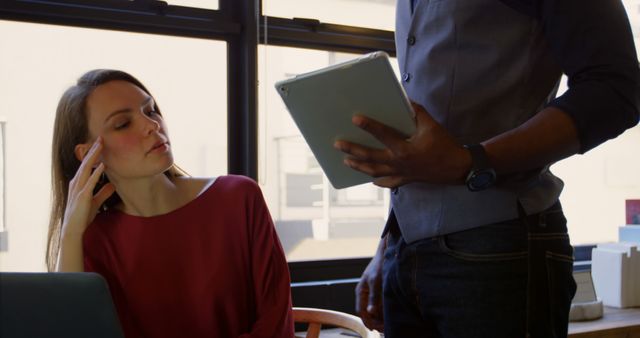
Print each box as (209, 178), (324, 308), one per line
(0, 272), (125, 338)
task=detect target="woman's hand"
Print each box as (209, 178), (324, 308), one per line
(61, 137), (115, 237)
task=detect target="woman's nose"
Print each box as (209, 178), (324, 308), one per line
(142, 114), (160, 135)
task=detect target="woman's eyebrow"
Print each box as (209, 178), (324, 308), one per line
(104, 97), (153, 123)
(143, 97), (155, 108)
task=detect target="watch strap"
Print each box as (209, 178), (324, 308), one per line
(463, 144), (496, 191)
(464, 144), (490, 171)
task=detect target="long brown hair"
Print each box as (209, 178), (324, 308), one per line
(47, 69), (184, 271)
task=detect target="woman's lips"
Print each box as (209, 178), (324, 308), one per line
(147, 141), (169, 154)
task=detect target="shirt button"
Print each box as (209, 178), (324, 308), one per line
(402, 73), (411, 82)
(407, 36), (416, 45)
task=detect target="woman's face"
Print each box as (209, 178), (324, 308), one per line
(83, 80), (173, 180)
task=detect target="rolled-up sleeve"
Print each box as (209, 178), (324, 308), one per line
(504, 0), (640, 153)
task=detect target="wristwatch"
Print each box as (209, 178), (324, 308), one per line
(463, 144), (496, 192)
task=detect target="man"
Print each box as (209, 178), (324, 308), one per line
(334, 0), (639, 337)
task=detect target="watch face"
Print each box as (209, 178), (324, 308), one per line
(468, 169), (496, 191)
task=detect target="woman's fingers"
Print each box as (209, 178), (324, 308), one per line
(64, 162), (114, 232)
(62, 139), (112, 235)
(93, 182), (116, 211)
(87, 163), (115, 213)
(85, 162), (106, 193)
(76, 137), (104, 186)
(84, 162), (114, 207)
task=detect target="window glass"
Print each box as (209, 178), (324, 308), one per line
(263, 0), (397, 31)
(258, 46), (400, 261)
(622, 0), (640, 39)
(154, 0), (218, 9)
(0, 21), (227, 271)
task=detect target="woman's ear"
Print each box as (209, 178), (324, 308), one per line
(74, 143), (91, 162)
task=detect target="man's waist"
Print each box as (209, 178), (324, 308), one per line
(388, 171), (564, 243)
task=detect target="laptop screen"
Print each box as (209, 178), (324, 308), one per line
(0, 272), (125, 338)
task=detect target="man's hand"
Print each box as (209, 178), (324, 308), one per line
(334, 102), (471, 188)
(355, 238), (386, 332)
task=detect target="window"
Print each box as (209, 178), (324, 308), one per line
(258, 46), (400, 261)
(263, 0), (397, 31)
(622, 0), (640, 38)
(554, 127), (640, 245)
(0, 119), (6, 252)
(0, 20), (226, 271)
(166, 0), (218, 9)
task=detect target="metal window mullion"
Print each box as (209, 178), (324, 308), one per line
(224, 0), (258, 179)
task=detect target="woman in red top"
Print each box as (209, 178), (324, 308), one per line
(46, 69), (294, 338)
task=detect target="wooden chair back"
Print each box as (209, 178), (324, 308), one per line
(293, 307), (381, 338)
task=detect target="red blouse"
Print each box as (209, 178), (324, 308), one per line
(83, 175), (294, 338)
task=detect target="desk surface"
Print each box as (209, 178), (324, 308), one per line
(569, 306), (640, 337)
(301, 307), (640, 338)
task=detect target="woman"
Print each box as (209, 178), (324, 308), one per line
(46, 69), (294, 338)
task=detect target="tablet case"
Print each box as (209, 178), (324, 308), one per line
(275, 51), (416, 189)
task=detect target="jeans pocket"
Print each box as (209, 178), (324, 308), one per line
(527, 204), (576, 338)
(438, 219), (528, 262)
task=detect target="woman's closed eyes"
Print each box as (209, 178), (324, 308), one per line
(114, 118), (130, 130)
(113, 110), (160, 130)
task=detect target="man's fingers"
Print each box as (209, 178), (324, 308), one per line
(373, 176), (406, 188)
(355, 282), (369, 316)
(363, 299), (384, 332)
(367, 288), (382, 318)
(365, 320), (384, 333)
(334, 140), (391, 163)
(356, 282), (379, 330)
(344, 158), (396, 178)
(352, 115), (408, 152)
(356, 278), (385, 331)
(410, 102), (437, 130)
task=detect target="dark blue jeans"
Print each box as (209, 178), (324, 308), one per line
(382, 202), (577, 338)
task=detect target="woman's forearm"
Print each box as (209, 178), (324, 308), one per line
(55, 231), (85, 272)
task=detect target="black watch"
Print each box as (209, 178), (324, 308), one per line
(463, 144), (496, 192)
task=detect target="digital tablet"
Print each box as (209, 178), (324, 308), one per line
(274, 51), (416, 189)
